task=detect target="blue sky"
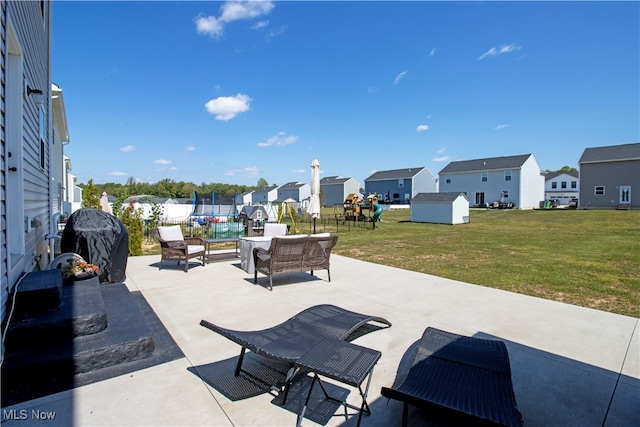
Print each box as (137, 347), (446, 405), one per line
(53, 1), (639, 188)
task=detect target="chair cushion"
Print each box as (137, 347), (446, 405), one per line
(158, 225), (184, 242)
(263, 223), (288, 237)
(188, 245), (205, 255)
(276, 234), (307, 239)
(311, 232), (331, 237)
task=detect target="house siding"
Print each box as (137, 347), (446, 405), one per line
(365, 167), (437, 203)
(1, 0), (52, 321)
(579, 160), (640, 208)
(544, 172), (579, 203)
(321, 177), (359, 207)
(411, 193), (469, 224)
(439, 154), (543, 209)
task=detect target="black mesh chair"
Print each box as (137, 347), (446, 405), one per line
(381, 327), (523, 427)
(200, 304), (391, 403)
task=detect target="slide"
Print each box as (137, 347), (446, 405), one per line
(372, 204), (383, 221)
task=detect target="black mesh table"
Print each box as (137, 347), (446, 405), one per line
(295, 338), (381, 427)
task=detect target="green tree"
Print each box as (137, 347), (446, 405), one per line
(257, 178), (269, 187)
(118, 199), (143, 256)
(81, 179), (101, 208)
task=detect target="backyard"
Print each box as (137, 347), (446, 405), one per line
(144, 208), (640, 318)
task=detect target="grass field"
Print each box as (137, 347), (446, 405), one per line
(330, 208), (640, 318)
(146, 208), (640, 318)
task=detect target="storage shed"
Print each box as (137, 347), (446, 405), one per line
(411, 192), (470, 225)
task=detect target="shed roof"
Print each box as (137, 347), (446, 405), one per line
(412, 192), (469, 202)
(579, 143), (640, 164)
(439, 154), (532, 174)
(365, 167), (425, 181)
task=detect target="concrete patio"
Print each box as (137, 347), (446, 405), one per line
(2, 252), (638, 426)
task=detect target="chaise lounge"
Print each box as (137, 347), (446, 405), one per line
(381, 327), (523, 427)
(200, 304), (391, 403)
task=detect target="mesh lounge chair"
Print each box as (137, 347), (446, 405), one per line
(200, 304), (391, 403)
(381, 327), (523, 427)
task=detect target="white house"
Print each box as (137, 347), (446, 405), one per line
(320, 176), (360, 207)
(2, 1), (59, 320)
(411, 192), (470, 225)
(544, 171), (579, 204)
(438, 154), (544, 209)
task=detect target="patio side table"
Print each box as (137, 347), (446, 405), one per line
(294, 338), (381, 427)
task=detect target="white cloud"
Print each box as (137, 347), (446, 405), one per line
(478, 43), (522, 60)
(430, 47), (437, 57)
(119, 145), (135, 153)
(225, 166), (259, 177)
(205, 93), (252, 121)
(291, 168), (305, 174)
(186, 145), (196, 151)
(494, 124), (509, 131)
(416, 124), (429, 132)
(258, 131), (298, 147)
(154, 159), (172, 165)
(437, 147), (445, 154)
(195, 1), (275, 39)
(394, 70), (408, 85)
(109, 171), (128, 176)
(432, 156), (451, 162)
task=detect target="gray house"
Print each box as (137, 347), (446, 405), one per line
(277, 181), (311, 203)
(251, 185), (278, 204)
(320, 176), (360, 207)
(2, 2), (61, 320)
(578, 143), (640, 209)
(411, 192), (470, 225)
(364, 167), (438, 204)
(439, 154), (544, 209)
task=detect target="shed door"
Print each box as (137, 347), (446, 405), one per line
(619, 186), (631, 205)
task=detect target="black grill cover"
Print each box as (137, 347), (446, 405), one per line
(61, 208), (129, 284)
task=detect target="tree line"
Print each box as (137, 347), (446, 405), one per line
(79, 177), (271, 200)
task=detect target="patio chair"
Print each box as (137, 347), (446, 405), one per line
(200, 304), (391, 403)
(154, 225), (206, 272)
(381, 327), (523, 427)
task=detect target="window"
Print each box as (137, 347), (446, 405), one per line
(551, 182), (557, 189)
(502, 190), (509, 198)
(445, 174), (451, 184)
(481, 172), (488, 182)
(594, 186), (605, 196)
(398, 179), (404, 188)
(571, 181), (577, 189)
(505, 170), (512, 181)
(561, 181), (567, 189)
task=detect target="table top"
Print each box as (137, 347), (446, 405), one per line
(296, 338), (381, 387)
(240, 236), (273, 242)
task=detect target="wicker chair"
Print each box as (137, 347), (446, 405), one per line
(302, 234), (338, 280)
(154, 225), (206, 272)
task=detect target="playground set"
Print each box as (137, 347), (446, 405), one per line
(338, 193), (383, 228)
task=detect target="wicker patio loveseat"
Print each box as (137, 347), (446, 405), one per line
(253, 233), (338, 290)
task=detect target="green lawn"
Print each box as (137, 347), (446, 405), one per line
(329, 208), (640, 318)
(146, 208), (640, 318)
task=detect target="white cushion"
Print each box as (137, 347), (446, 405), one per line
(276, 234), (307, 240)
(158, 225), (184, 241)
(188, 245), (205, 255)
(311, 233), (331, 237)
(263, 223), (288, 237)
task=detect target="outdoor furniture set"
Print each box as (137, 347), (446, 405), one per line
(200, 306), (523, 426)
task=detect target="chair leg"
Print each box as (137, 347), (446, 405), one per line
(402, 402), (409, 427)
(184, 258), (188, 272)
(327, 268), (331, 282)
(234, 347), (246, 377)
(269, 276), (273, 291)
